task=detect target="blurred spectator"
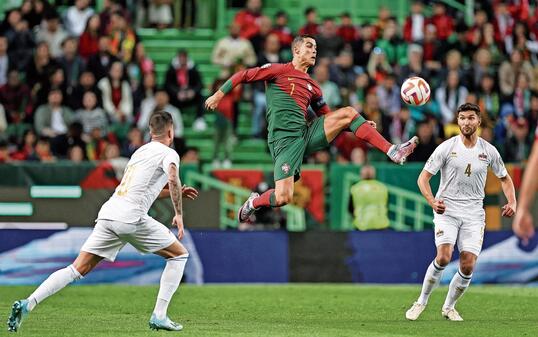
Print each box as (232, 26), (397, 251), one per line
(108, 11), (137, 63)
(0, 140), (11, 163)
(350, 165), (389, 231)
(507, 22), (531, 58)
(399, 44), (431, 84)
(349, 73), (371, 113)
(466, 9), (488, 52)
(133, 71), (156, 116)
(367, 47), (391, 82)
(178, 0), (197, 29)
(315, 64), (341, 108)
(0, 9), (21, 39)
(79, 14), (101, 60)
(439, 49), (470, 91)
(316, 17), (344, 58)
(470, 48), (493, 92)
(388, 106), (413, 144)
(11, 129), (37, 161)
(477, 73), (500, 128)
(34, 89), (74, 140)
(435, 70), (468, 124)
(98, 61), (133, 123)
(60, 121), (87, 158)
(75, 91), (108, 136)
(86, 127), (110, 160)
(165, 49), (206, 131)
(87, 35), (118, 81)
(234, 0), (263, 40)
(0, 69), (32, 124)
(138, 89), (184, 140)
(68, 70), (102, 111)
(421, 24), (442, 73)
(181, 147), (200, 164)
(330, 51), (361, 94)
(0, 104), (6, 136)
(376, 72), (400, 117)
(407, 118), (438, 162)
(493, 2), (514, 45)
(99, 0), (124, 36)
(212, 22), (256, 76)
(375, 18), (406, 67)
(272, 11), (293, 50)
(65, 0), (94, 36)
(148, 0), (173, 29)
(35, 11), (67, 58)
(22, 0), (49, 30)
(249, 16), (273, 55)
(499, 49), (534, 98)
(337, 12), (358, 44)
(6, 19), (35, 71)
(501, 72), (532, 120)
(35, 67), (68, 108)
(121, 126), (144, 158)
(26, 41), (58, 92)
(352, 23), (375, 68)
(480, 23), (502, 64)
(504, 118), (531, 162)
(28, 136), (55, 162)
(127, 43), (154, 92)
(430, 2), (454, 41)
(104, 143), (129, 177)
(0, 36), (11, 86)
(67, 144), (86, 163)
(252, 33), (282, 138)
(299, 7), (319, 36)
(58, 37), (86, 94)
(211, 77), (239, 168)
(403, 1), (425, 43)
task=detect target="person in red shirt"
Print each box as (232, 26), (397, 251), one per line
(337, 12), (358, 44)
(429, 2), (454, 41)
(403, 1), (426, 43)
(299, 7), (319, 36)
(78, 14), (101, 60)
(272, 11), (293, 50)
(234, 0), (263, 40)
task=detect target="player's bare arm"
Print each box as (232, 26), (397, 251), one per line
(513, 139), (538, 243)
(205, 90), (225, 110)
(159, 184), (199, 200)
(500, 174), (517, 218)
(417, 170), (445, 214)
(168, 163), (184, 240)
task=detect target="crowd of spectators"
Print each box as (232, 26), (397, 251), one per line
(216, 0), (538, 165)
(0, 0), (203, 165)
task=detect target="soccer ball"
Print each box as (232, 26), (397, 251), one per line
(400, 77), (431, 106)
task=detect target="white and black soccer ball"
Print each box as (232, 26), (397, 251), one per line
(400, 77), (431, 106)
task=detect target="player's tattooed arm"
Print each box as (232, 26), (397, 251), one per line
(168, 163), (183, 216)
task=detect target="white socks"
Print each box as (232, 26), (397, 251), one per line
(417, 260), (445, 305)
(443, 268), (472, 310)
(27, 264), (83, 311)
(153, 254), (189, 320)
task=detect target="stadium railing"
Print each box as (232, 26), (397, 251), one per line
(185, 171), (306, 231)
(340, 172), (434, 231)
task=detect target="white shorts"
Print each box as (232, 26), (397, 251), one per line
(81, 217), (177, 262)
(433, 207), (485, 256)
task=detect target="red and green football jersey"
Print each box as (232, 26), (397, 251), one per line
(220, 62), (330, 141)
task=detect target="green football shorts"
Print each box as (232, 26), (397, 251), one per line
(268, 116), (329, 181)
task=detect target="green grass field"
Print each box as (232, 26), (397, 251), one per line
(1, 285), (537, 337)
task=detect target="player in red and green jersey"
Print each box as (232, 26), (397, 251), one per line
(205, 35), (418, 223)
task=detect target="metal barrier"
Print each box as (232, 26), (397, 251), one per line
(341, 172), (434, 231)
(185, 171), (306, 231)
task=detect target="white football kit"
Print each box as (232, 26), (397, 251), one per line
(424, 135), (507, 255)
(81, 141), (180, 261)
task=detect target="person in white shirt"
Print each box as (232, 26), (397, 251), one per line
(65, 0), (94, 36)
(8, 111), (199, 332)
(406, 103), (517, 321)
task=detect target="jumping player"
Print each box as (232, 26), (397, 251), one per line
(7, 111), (198, 332)
(406, 103), (517, 321)
(205, 35), (418, 222)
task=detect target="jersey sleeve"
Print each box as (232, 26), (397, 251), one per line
(489, 146), (508, 178)
(162, 150), (180, 177)
(424, 143), (446, 175)
(219, 63), (282, 94)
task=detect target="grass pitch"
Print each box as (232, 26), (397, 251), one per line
(1, 284), (537, 337)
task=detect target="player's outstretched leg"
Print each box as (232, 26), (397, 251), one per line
(387, 136), (419, 165)
(6, 252), (99, 332)
(238, 176), (294, 223)
(150, 242), (189, 331)
(238, 192), (261, 223)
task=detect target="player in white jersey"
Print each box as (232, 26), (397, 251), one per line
(406, 103), (517, 321)
(7, 111), (199, 332)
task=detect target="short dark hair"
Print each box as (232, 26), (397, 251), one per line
(149, 110), (173, 136)
(304, 7), (316, 16)
(275, 10), (287, 18)
(456, 103), (481, 118)
(291, 34), (316, 50)
(341, 12), (351, 18)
